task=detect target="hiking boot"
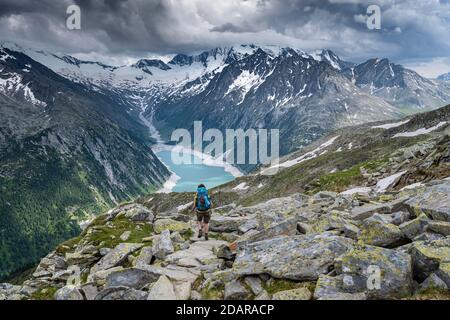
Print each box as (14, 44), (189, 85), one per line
(205, 233), (209, 241)
(198, 230), (203, 238)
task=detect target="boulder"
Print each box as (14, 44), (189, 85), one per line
(147, 275), (177, 300)
(174, 282), (191, 300)
(139, 265), (201, 285)
(233, 234), (354, 281)
(399, 214), (429, 240)
(419, 273), (448, 292)
(427, 221), (450, 236)
(314, 275), (367, 300)
(90, 243), (143, 273)
(54, 285), (84, 300)
(209, 215), (255, 233)
(408, 238), (450, 281)
(224, 280), (250, 300)
(436, 262), (450, 288)
(154, 219), (190, 234)
(133, 246), (153, 267)
(244, 276), (264, 296)
(105, 268), (160, 289)
(95, 286), (147, 300)
(124, 204), (154, 222)
(153, 230), (174, 260)
(120, 231), (131, 241)
(272, 287), (311, 300)
(80, 283), (98, 300)
(351, 197), (407, 220)
(358, 219), (406, 248)
(335, 245), (413, 299)
(232, 218), (298, 249)
(391, 211), (410, 226)
(405, 181), (450, 221)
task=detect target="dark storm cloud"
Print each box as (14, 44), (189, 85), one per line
(0, 0), (449, 74)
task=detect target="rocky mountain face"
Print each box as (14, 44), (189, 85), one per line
(438, 72), (450, 82)
(0, 47), (170, 280)
(343, 58), (450, 112)
(2, 105), (448, 300)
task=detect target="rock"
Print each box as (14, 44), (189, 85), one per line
(133, 246), (153, 267)
(238, 219), (259, 234)
(419, 273), (448, 292)
(140, 265), (201, 285)
(255, 290), (271, 300)
(124, 204), (154, 222)
(95, 286), (147, 300)
(224, 280), (250, 300)
(80, 283), (98, 300)
(272, 287), (311, 300)
(436, 262), (450, 288)
(399, 214), (429, 240)
(358, 219), (406, 248)
(244, 276), (264, 296)
(120, 231), (131, 241)
(105, 268), (160, 289)
(233, 234), (354, 281)
(209, 215), (255, 233)
(147, 275), (177, 300)
(51, 269), (75, 282)
(154, 219), (190, 234)
(409, 238), (450, 281)
(391, 211), (410, 226)
(405, 181), (450, 221)
(427, 221), (450, 236)
(88, 266), (124, 286)
(217, 244), (235, 260)
(99, 248), (112, 256)
(90, 243), (143, 273)
(153, 230), (174, 260)
(351, 197), (408, 220)
(65, 251), (98, 266)
(190, 290), (202, 300)
(343, 224), (360, 240)
(54, 285), (84, 300)
(335, 245), (413, 299)
(314, 275), (367, 300)
(174, 282), (191, 300)
(232, 218), (298, 249)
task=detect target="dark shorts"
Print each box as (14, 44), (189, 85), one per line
(196, 209), (211, 223)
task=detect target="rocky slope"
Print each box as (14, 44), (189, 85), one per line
(342, 58), (450, 112)
(0, 47), (170, 280)
(2, 105), (449, 300)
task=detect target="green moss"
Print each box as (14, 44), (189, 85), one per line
(30, 286), (58, 300)
(311, 165), (363, 193)
(263, 279), (307, 294)
(55, 235), (82, 255)
(180, 229), (194, 241)
(84, 216), (153, 249)
(201, 285), (224, 300)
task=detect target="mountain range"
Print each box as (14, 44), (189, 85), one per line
(1, 41), (450, 279)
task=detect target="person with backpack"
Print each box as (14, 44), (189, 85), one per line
(192, 184), (212, 240)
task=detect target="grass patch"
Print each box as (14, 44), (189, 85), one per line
(30, 286), (58, 300)
(83, 216), (153, 249)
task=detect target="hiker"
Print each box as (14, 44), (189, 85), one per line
(192, 184), (212, 240)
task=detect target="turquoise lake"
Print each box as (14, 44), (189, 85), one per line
(156, 150), (236, 192)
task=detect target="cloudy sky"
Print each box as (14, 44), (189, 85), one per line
(1, 0), (450, 77)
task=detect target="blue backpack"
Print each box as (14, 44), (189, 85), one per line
(196, 187), (211, 211)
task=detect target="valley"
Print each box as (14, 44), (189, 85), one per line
(1, 41), (450, 293)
